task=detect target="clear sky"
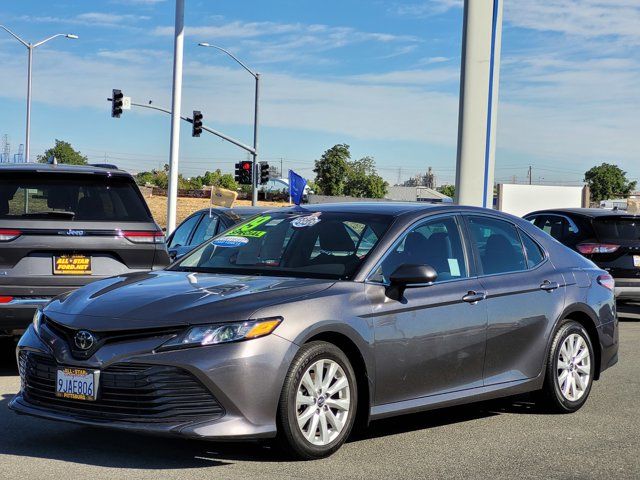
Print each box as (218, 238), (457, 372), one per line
(0, 0), (638, 186)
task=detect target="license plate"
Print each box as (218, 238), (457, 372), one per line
(53, 255), (92, 275)
(634, 256), (640, 268)
(56, 367), (99, 401)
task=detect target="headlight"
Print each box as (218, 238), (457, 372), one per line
(32, 309), (43, 335)
(157, 317), (282, 352)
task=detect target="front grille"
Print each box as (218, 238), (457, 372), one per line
(42, 316), (183, 360)
(19, 352), (225, 423)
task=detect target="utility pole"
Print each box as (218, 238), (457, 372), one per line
(166, 0), (185, 235)
(528, 165), (532, 185)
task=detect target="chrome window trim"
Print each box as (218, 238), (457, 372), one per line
(364, 213), (471, 287)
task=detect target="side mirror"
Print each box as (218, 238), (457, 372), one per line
(387, 264), (437, 300)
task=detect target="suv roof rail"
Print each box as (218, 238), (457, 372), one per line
(89, 163), (120, 170)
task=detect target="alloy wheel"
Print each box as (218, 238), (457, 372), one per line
(556, 333), (591, 402)
(295, 358), (351, 446)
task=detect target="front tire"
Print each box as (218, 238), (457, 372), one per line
(277, 341), (357, 459)
(538, 320), (595, 413)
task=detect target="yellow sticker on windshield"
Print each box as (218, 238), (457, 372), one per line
(226, 215), (271, 238)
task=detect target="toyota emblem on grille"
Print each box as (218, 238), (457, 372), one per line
(74, 330), (95, 350)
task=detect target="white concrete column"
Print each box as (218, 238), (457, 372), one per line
(455, 0), (504, 208)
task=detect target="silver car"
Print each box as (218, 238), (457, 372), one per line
(11, 203), (618, 459)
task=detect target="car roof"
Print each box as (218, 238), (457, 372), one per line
(526, 208), (640, 218)
(0, 162), (132, 177)
(261, 202), (516, 219)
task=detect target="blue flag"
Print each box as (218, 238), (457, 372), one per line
(288, 170), (307, 206)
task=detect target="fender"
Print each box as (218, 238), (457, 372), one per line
(540, 301), (602, 380)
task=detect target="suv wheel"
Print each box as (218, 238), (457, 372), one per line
(277, 341), (357, 459)
(538, 320), (594, 413)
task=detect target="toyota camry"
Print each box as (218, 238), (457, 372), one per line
(10, 203), (618, 459)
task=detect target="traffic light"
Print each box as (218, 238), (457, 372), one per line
(235, 161), (253, 185)
(111, 89), (124, 118)
(192, 110), (203, 137)
(260, 162), (270, 185)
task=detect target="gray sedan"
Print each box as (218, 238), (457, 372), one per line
(11, 203), (618, 459)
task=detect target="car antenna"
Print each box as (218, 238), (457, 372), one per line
(47, 155), (57, 165)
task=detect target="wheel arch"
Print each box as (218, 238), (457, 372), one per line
(555, 303), (602, 380)
(302, 328), (372, 429)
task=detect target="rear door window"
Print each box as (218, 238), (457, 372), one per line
(467, 216), (527, 275)
(0, 172), (152, 222)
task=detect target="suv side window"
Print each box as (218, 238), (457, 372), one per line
(467, 216), (527, 275)
(369, 216), (468, 284)
(531, 214), (577, 242)
(168, 214), (201, 248)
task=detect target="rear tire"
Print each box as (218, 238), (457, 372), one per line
(276, 341), (357, 460)
(537, 320), (594, 413)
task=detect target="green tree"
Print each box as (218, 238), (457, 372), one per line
(584, 163), (637, 203)
(344, 156), (388, 198)
(37, 139), (88, 165)
(313, 144), (351, 195)
(438, 184), (455, 199)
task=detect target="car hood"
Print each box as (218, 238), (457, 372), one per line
(44, 270), (335, 331)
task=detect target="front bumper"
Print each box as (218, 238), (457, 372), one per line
(10, 325), (299, 440)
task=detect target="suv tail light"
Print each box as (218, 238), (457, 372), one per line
(577, 243), (620, 254)
(0, 229), (21, 242)
(121, 231), (165, 244)
(0, 296), (14, 304)
(597, 274), (615, 291)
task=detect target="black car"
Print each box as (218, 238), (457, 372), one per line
(525, 208), (640, 300)
(166, 206), (268, 260)
(0, 163), (169, 336)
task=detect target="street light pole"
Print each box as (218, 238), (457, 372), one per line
(0, 26), (77, 163)
(252, 73), (260, 206)
(198, 43), (261, 206)
(26, 46), (33, 164)
(166, 0), (185, 235)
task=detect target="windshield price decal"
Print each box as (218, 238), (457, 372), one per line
(211, 236), (250, 248)
(292, 213), (321, 228)
(226, 215), (272, 238)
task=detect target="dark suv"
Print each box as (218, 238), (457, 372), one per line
(0, 163), (170, 335)
(525, 208), (640, 300)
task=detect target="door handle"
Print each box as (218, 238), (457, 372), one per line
(462, 291), (486, 304)
(540, 280), (559, 291)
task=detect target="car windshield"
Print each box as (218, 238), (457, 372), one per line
(172, 211), (393, 280)
(0, 172), (152, 222)
(594, 217), (640, 242)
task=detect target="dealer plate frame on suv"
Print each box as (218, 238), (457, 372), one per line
(53, 254), (92, 275)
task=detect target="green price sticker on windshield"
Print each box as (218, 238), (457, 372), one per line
(226, 215), (272, 238)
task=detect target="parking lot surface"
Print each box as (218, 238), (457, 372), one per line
(1, 313), (639, 479)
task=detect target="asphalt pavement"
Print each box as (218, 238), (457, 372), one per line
(1, 309), (639, 480)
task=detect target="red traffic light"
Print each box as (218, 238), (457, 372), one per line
(242, 161), (252, 171)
